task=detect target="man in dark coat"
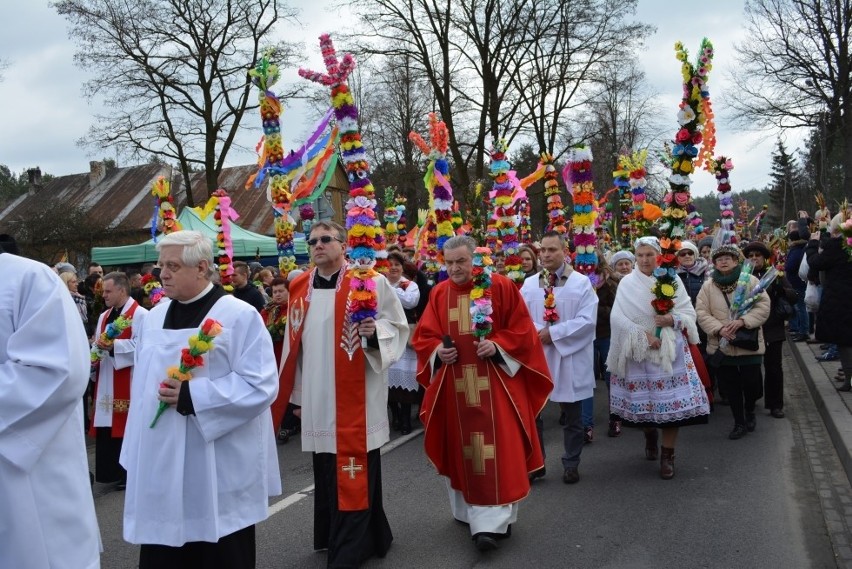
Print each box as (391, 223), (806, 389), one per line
(783, 230), (808, 340)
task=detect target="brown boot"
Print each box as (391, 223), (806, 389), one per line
(644, 428), (658, 461)
(660, 446), (675, 480)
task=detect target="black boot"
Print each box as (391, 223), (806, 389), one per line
(389, 402), (401, 432)
(400, 403), (412, 435)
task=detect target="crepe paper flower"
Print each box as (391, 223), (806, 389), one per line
(90, 315), (133, 363)
(410, 113), (456, 281)
(470, 247), (494, 338)
(383, 187), (400, 247)
(651, 38), (715, 331)
(564, 145), (598, 276)
(539, 152), (568, 235)
(301, 35), (385, 320)
(395, 195), (408, 240)
(541, 268), (560, 325)
(489, 139), (524, 284)
(151, 176), (182, 240)
(150, 318), (223, 428)
(201, 190), (237, 292)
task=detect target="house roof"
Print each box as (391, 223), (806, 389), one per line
(0, 161), (350, 237)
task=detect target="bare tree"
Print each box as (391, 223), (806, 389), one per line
(728, 0), (852, 200)
(53, 0), (299, 206)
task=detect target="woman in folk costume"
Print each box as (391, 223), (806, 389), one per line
(607, 236), (710, 479)
(386, 250), (422, 435)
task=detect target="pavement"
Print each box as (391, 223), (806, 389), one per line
(789, 336), (852, 488)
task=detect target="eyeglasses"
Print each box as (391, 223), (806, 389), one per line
(677, 251), (694, 256)
(307, 235), (342, 247)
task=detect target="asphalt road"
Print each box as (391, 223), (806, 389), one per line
(92, 346), (840, 568)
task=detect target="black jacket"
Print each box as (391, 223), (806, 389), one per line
(755, 268), (797, 344)
(806, 236), (852, 346)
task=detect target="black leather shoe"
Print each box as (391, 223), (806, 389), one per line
(770, 408), (785, 419)
(836, 384), (852, 392)
(729, 425), (747, 440)
(562, 467), (580, 484)
(528, 467), (546, 481)
(473, 533), (499, 551)
(116, 480), (127, 491)
(746, 414), (756, 432)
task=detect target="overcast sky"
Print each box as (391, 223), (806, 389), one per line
(0, 0), (807, 198)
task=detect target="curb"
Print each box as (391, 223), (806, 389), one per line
(789, 339), (852, 488)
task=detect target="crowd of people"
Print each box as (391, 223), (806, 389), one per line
(1, 202), (851, 568)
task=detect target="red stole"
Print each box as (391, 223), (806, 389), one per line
(89, 300), (139, 438)
(412, 275), (553, 505)
(275, 270), (369, 511)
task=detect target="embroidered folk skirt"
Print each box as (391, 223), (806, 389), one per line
(610, 337), (710, 427)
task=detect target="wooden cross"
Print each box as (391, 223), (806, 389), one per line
(448, 293), (472, 335)
(341, 456), (363, 480)
(463, 432), (495, 475)
(455, 365), (490, 407)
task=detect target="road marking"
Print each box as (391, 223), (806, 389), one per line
(267, 427), (423, 517)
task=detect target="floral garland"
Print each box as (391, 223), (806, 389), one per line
(485, 218), (499, 250)
(420, 214), (441, 281)
(149, 318), (222, 428)
(451, 200), (463, 232)
(151, 176), (181, 239)
(383, 187), (399, 247)
(709, 155), (735, 243)
(541, 267), (559, 324)
(194, 190), (237, 292)
(248, 52), (297, 279)
(518, 198), (532, 244)
(470, 247), (494, 338)
(410, 113), (454, 282)
(489, 139), (523, 283)
(612, 161), (632, 247)
(564, 145), (598, 275)
(654, 39), (714, 322)
(263, 303), (288, 342)
(541, 152), (568, 234)
(300, 34), (383, 322)
(90, 315), (133, 364)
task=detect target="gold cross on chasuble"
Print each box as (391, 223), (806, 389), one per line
(455, 364), (490, 407)
(448, 293), (472, 335)
(341, 457), (363, 479)
(463, 432), (495, 475)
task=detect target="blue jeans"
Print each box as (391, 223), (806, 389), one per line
(790, 290), (808, 336)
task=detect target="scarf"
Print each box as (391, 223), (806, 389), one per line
(711, 264), (741, 293)
(606, 268), (699, 377)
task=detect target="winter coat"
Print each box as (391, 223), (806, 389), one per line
(695, 275), (771, 357)
(784, 241), (807, 292)
(755, 269), (797, 344)
(676, 258), (711, 306)
(595, 275), (618, 339)
(806, 236), (852, 346)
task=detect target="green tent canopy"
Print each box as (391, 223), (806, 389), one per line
(91, 207), (307, 265)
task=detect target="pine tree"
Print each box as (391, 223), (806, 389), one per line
(765, 139), (800, 230)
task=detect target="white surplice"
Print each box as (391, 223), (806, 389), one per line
(92, 298), (147, 428)
(283, 274), (409, 453)
(0, 254), (100, 569)
(520, 267), (598, 403)
(120, 294), (281, 546)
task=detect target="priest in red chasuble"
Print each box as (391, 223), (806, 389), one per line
(412, 235), (552, 552)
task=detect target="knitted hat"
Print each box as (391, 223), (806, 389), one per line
(609, 250), (635, 267)
(741, 241), (771, 259)
(54, 262), (76, 275)
(711, 243), (742, 262)
(786, 230), (801, 241)
(678, 240), (699, 256)
(697, 235), (714, 251)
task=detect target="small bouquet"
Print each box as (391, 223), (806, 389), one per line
(149, 318), (223, 428)
(720, 261), (777, 349)
(470, 247), (494, 339)
(541, 268), (559, 325)
(264, 304), (287, 341)
(91, 315), (133, 363)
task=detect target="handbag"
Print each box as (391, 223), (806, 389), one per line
(722, 292), (760, 351)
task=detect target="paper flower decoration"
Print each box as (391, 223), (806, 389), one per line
(300, 34), (384, 321)
(541, 268), (559, 324)
(564, 145), (598, 275)
(395, 195), (408, 241)
(141, 273), (165, 306)
(489, 139), (524, 283)
(151, 176), (182, 240)
(654, 38), (715, 328)
(90, 315), (133, 363)
(470, 247), (494, 338)
(383, 187), (399, 247)
(541, 152), (568, 234)
(410, 113), (455, 282)
(149, 318), (222, 428)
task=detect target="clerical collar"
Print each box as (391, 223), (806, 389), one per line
(313, 268), (343, 289)
(180, 282), (214, 304)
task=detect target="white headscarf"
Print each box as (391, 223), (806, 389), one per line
(634, 236), (661, 253)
